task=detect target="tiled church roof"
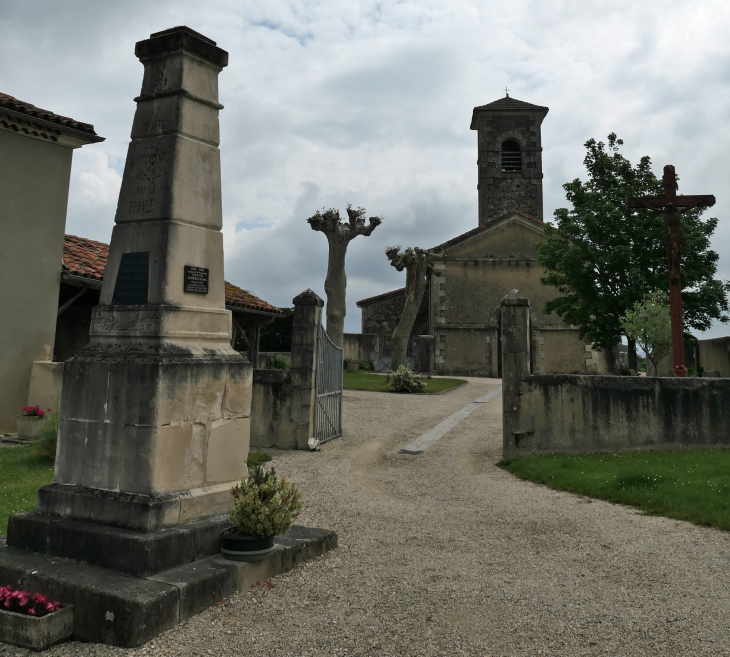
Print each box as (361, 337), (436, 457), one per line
(356, 288), (405, 308)
(0, 93), (102, 138)
(62, 234), (281, 315)
(473, 96), (549, 112)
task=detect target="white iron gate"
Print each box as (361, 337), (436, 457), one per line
(314, 323), (343, 443)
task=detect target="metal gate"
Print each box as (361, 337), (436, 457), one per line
(314, 322), (343, 443)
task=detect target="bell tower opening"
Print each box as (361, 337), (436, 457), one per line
(501, 139), (521, 172)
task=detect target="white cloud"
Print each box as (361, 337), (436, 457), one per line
(4, 0), (730, 336)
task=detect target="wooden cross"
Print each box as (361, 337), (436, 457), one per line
(627, 165), (715, 376)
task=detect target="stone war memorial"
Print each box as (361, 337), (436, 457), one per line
(0, 26), (335, 647)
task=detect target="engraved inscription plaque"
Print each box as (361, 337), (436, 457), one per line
(112, 252), (150, 305)
(184, 266), (209, 294)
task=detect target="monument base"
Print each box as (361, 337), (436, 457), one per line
(0, 525), (337, 647)
(8, 511), (233, 576)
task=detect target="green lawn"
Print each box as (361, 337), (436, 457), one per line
(0, 445), (54, 536)
(499, 450), (730, 530)
(344, 371), (467, 394)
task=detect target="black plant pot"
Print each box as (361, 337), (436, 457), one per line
(221, 529), (275, 562)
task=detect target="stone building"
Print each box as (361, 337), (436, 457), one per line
(0, 93), (103, 432)
(357, 95), (605, 377)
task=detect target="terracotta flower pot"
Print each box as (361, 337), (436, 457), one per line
(16, 415), (45, 441)
(0, 605), (73, 651)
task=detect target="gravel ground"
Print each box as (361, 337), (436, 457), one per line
(3, 377), (730, 656)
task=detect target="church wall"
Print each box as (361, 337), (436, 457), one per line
(447, 222), (540, 259)
(540, 329), (588, 374)
(360, 290), (429, 345)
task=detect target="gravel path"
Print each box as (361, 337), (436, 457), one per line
(4, 377), (730, 656)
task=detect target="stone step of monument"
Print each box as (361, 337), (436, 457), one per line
(0, 525), (336, 647)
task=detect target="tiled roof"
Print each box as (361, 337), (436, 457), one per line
(473, 96), (549, 112)
(0, 93), (102, 138)
(356, 288), (405, 308)
(62, 234), (281, 315)
(432, 210), (543, 251)
(63, 234), (108, 281)
(224, 281), (282, 314)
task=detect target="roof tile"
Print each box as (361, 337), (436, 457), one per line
(0, 92), (100, 137)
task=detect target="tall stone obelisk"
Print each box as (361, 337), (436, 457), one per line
(39, 26), (252, 531)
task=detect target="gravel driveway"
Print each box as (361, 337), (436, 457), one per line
(4, 377), (730, 657)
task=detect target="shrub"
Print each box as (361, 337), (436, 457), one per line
(32, 410), (58, 463)
(388, 364), (426, 393)
(229, 465), (303, 537)
(358, 360), (375, 371)
(265, 354), (290, 370)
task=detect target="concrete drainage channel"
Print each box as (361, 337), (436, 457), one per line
(399, 385), (502, 455)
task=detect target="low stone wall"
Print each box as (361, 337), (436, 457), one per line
(249, 369), (297, 450)
(342, 333), (379, 368)
(504, 374), (730, 458)
(256, 351), (292, 369)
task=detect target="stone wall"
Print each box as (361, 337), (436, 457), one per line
(256, 351), (292, 369)
(475, 109), (547, 225)
(342, 333), (379, 367)
(504, 374), (730, 458)
(360, 290), (429, 347)
(249, 369), (296, 449)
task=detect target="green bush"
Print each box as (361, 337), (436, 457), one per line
(229, 465), (303, 537)
(388, 365), (426, 393)
(31, 410), (58, 463)
(265, 354), (290, 370)
(358, 360), (374, 371)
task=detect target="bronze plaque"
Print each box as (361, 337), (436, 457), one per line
(184, 266), (209, 294)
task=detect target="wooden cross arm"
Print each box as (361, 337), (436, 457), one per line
(627, 194), (715, 210)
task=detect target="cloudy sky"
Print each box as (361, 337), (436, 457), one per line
(4, 1), (730, 336)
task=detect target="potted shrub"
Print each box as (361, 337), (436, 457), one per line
(16, 405), (49, 441)
(345, 359), (358, 374)
(0, 585), (72, 651)
(222, 465), (303, 562)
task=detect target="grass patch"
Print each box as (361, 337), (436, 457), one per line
(0, 445), (54, 536)
(498, 450), (730, 530)
(247, 451), (273, 469)
(343, 371), (466, 394)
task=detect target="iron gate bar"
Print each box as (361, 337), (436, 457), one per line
(314, 322), (343, 443)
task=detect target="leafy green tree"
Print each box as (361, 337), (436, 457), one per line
(537, 133), (729, 369)
(622, 291), (672, 373)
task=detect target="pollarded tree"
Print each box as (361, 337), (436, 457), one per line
(385, 245), (446, 371)
(537, 133), (729, 370)
(307, 204), (382, 347)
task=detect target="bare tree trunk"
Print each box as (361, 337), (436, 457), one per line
(307, 205), (381, 348)
(391, 269), (427, 371)
(386, 246), (445, 372)
(324, 240), (347, 349)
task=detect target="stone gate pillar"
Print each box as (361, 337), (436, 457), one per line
(290, 289), (323, 449)
(501, 290), (533, 458)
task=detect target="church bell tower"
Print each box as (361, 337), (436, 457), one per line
(470, 95), (549, 226)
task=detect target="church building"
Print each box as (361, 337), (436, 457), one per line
(358, 95), (607, 377)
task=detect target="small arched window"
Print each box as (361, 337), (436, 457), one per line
(501, 139), (521, 172)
